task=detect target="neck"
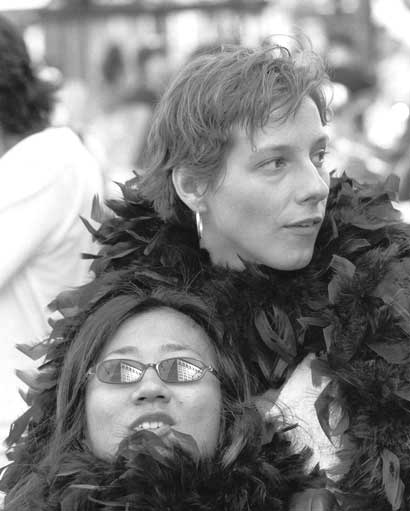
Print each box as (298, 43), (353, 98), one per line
(200, 231), (245, 270)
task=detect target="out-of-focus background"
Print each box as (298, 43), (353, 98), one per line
(0, 0), (410, 476)
(1, 0), (410, 202)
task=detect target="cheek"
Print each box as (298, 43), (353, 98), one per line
(192, 388), (221, 423)
(86, 385), (107, 428)
(322, 169), (331, 189)
(177, 383), (222, 453)
(214, 183), (274, 226)
(85, 386), (128, 458)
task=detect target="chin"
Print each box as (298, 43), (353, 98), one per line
(263, 250), (314, 271)
(287, 258), (312, 270)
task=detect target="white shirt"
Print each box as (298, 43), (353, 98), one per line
(0, 127), (104, 464)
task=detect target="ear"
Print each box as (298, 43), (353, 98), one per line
(172, 167), (208, 213)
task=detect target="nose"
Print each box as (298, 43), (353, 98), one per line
(295, 161), (329, 205)
(130, 367), (171, 404)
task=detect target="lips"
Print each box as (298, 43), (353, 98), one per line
(285, 216), (323, 228)
(130, 412), (175, 433)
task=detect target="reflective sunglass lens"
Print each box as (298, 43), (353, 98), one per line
(159, 358), (204, 382)
(97, 360), (143, 383)
(119, 361), (144, 383)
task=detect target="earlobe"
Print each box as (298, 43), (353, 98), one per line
(172, 168), (207, 213)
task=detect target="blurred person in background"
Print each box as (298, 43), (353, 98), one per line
(127, 44), (170, 168)
(86, 44), (169, 198)
(131, 44), (168, 110)
(0, 14), (104, 465)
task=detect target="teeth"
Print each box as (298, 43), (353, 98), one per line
(134, 421), (166, 431)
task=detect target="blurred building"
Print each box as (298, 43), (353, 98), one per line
(2, 0), (410, 201)
(0, 0), (374, 86)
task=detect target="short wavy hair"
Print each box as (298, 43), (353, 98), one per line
(138, 41), (331, 222)
(0, 15), (54, 136)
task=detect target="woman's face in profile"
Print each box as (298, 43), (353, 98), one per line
(85, 307), (221, 460)
(200, 97), (330, 270)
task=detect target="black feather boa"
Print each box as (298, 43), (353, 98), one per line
(2, 427), (336, 510)
(4, 173), (410, 510)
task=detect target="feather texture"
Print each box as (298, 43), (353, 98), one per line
(3, 173), (410, 510)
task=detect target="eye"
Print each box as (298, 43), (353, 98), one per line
(272, 157), (287, 169)
(258, 157), (287, 171)
(311, 148), (328, 168)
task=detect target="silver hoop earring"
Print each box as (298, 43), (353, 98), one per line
(195, 211), (203, 240)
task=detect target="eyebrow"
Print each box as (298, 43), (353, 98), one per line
(105, 342), (204, 359)
(249, 135), (330, 165)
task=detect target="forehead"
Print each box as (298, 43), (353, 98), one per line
(102, 307), (214, 360)
(235, 97), (326, 150)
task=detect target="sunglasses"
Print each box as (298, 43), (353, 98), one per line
(88, 357), (218, 384)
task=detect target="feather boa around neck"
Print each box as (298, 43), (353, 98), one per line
(5, 173), (410, 510)
(3, 427), (335, 510)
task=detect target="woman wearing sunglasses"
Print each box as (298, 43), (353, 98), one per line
(1, 282), (338, 511)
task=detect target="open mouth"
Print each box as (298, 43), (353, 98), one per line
(134, 421), (169, 432)
(130, 412), (175, 436)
